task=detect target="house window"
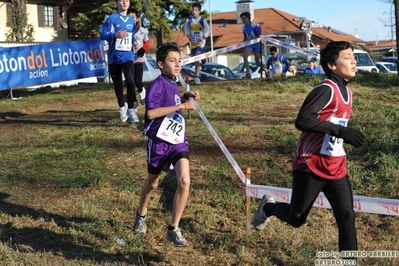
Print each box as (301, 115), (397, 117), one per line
(44, 5), (54, 27)
(38, 4), (59, 28)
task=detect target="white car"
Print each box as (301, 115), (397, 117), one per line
(375, 61), (397, 74)
(231, 62), (267, 79)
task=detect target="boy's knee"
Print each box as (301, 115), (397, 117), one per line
(177, 175), (190, 189)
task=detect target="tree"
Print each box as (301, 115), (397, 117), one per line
(71, 0), (207, 48)
(5, 0), (34, 42)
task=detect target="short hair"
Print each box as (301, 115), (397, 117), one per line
(320, 41), (354, 78)
(128, 7), (139, 17)
(240, 11), (251, 20)
(156, 42), (181, 63)
(270, 46), (277, 53)
(192, 3), (201, 10)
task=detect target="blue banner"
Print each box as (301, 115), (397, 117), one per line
(0, 39), (107, 91)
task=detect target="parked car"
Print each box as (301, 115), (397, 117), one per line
(381, 56), (398, 64)
(231, 62), (267, 79)
(181, 62), (241, 82)
(354, 49), (379, 73)
(375, 61), (398, 74)
(98, 54), (161, 83)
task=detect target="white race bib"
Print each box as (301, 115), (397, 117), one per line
(272, 62), (283, 77)
(320, 116), (348, 156)
(115, 32), (132, 51)
(156, 112), (186, 144)
(191, 30), (202, 43)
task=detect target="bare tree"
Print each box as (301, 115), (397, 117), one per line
(6, 0), (34, 42)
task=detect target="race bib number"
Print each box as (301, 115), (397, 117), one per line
(156, 112), (186, 144)
(191, 30), (202, 43)
(320, 117), (348, 156)
(115, 32), (132, 51)
(272, 62), (283, 77)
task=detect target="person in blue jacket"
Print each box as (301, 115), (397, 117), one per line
(100, 0), (139, 123)
(240, 11), (267, 79)
(304, 60), (324, 75)
(265, 46), (291, 78)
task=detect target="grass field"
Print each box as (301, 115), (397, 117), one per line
(0, 73), (398, 265)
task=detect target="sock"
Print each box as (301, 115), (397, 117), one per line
(136, 211), (145, 218)
(168, 225), (176, 231)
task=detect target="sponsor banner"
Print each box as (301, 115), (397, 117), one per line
(246, 184), (399, 216)
(0, 39), (107, 91)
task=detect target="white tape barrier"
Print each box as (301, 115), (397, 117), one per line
(194, 103), (250, 185)
(181, 38), (261, 66)
(181, 35), (320, 67)
(262, 36), (320, 59)
(247, 184), (399, 216)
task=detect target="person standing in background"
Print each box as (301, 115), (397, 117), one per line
(184, 3), (210, 85)
(128, 7), (149, 106)
(304, 60), (324, 75)
(100, 0), (139, 123)
(265, 46), (291, 78)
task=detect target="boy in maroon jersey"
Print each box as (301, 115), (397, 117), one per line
(253, 41), (365, 252)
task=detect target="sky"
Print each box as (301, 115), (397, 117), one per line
(206, 0), (394, 42)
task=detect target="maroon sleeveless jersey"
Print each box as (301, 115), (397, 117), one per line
(293, 79), (352, 180)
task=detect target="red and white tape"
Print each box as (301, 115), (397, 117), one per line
(246, 184), (399, 216)
(181, 35), (320, 66)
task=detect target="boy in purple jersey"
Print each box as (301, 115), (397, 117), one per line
(253, 41), (365, 255)
(100, 0), (139, 123)
(133, 42), (200, 247)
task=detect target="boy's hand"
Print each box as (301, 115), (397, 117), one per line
(184, 91), (200, 100)
(341, 127), (365, 148)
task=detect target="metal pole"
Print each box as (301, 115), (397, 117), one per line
(209, 0), (214, 62)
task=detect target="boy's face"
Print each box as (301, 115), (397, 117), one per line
(158, 51), (181, 78)
(116, 0), (130, 12)
(328, 48), (357, 80)
(192, 7), (200, 18)
(241, 16), (250, 26)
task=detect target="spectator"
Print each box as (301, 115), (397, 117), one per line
(304, 60), (324, 75)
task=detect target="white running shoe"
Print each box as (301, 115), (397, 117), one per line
(127, 108), (139, 123)
(133, 212), (147, 234)
(252, 194), (275, 231)
(119, 103), (128, 122)
(166, 227), (189, 247)
(194, 77), (201, 85)
(138, 88), (146, 105)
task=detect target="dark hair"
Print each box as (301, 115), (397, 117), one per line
(240, 11), (251, 20)
(270, 46), (277, 53)
(320, 41), (354, 78)
(156, 42), (180, 63)
(192, 3), (201, 10)
(128, 7), (139, 18)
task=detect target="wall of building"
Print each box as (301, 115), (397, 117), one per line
(0, 1), (69, 43)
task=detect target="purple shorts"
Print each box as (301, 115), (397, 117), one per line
(146, 139), (189, 174)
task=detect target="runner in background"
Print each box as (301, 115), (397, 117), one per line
(128, 7), (149, 106)
(100, 0), (139, 123)
(184, 3), (210, 85)
(265, 46), (291, 78)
